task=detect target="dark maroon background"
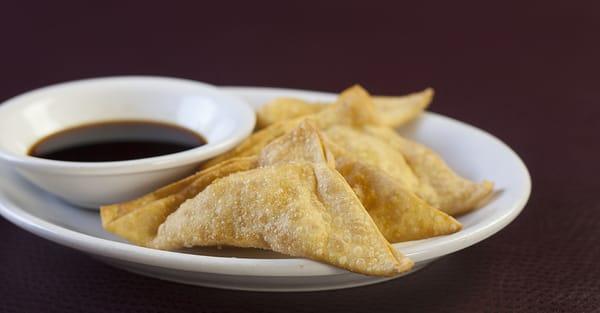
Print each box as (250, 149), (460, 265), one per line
(1, 1), (599, 312)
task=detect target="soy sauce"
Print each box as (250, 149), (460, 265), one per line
(28, 120), (206, 162)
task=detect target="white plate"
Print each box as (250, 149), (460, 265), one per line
(0, 86), (531, 292)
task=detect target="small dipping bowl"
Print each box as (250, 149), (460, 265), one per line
(0, 76), (255, 208)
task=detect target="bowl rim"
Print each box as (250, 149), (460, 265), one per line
(0, 76), (256, 175)
(0, 86), (532, 277)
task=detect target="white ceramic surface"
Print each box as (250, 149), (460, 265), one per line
(0, 77), (255, 208)
(0, 86), (531, 291)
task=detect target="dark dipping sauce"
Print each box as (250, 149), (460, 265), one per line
(28, 120), (207, 162)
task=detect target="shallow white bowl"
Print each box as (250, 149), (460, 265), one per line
(0, 86), (531, 291)
(0, 77), (255, 208)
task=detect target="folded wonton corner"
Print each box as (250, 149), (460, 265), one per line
(323, 136), (462, 242)
(363, 126), (494, 216)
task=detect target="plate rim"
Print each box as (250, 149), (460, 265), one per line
(0, 86), (531, 277)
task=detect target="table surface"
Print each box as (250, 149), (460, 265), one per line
(1, 1), (599, 312)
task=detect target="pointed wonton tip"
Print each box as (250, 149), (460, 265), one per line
(259, 119), (335, 167)
(337, 84), (372, 105)
(422, 87), (434, 108)
(323, 85), (380, 127)
(423, 87), (434, 96)
(459, 180), (494, 215)
(396, 252), (415, 271)
(370, 87), (435, 127)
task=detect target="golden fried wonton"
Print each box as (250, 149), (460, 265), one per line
(321, 136), (462, 242)
(363, 126), (494, 216)
(202, 85), (378, 169)
(323, 125), (420, 192)
(337, 160), (461, 242)
(101, 157), (258, 246)
(372, 88), (433, 127)
(102, 121), (413, 276)
(256, 88), (433, 129)
(150, 121), (413, 276)
(256, 97), (324, 129)
(100, 84), (492, 276)
(203, 84), (491, 216)
(321, 123), (491, 216)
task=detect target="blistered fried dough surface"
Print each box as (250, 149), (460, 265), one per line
(364, 126), (494, 215)
(256, 97), (324, 129)
(319, 136), (461, 242)
(99, 84), (494, 276)
(259, 118), (335, 167)
(336, 159), (461, 242)
(100, 157), (258, 246)
(202, 85), (378, 169)
(256, 88), (433, 129)
(150, 121), (413, 276)
(150, 162), (411, 276)
(324, 125), (419, 192)
(201, 120), (297, 169)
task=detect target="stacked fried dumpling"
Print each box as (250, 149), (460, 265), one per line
(203, 85), (493, 216)
(101, 85), (493, 277)
(103, 121), (414, 276)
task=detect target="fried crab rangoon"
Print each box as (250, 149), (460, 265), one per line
(323, 138), (462, 242)
(202, 85), (492, 215)
(103, 121), (414, 276)
(100, 84), (493, 276)
(323, 124), (493, 216)
(361, 126), (493, 216)
(202, 85), (380, 169)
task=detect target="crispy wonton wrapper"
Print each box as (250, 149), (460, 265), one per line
(322, 138), (462, 242)
(256, 97), (324, 129)
(256, 88), (433, 129)
(103, 121), (413, 276)
(102, 120), (462, 247)
(260, 120), (461, 242)
(203, 84), (492, 215)
(325, 124), (492, 215)
(101, 84), (489, 275)
(324, 125), (420, 192)
(337, 160), (461, 242)
(101, 157), (258, 246)
(202, 85), (379, 169)
(363, 126), (494, 216)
